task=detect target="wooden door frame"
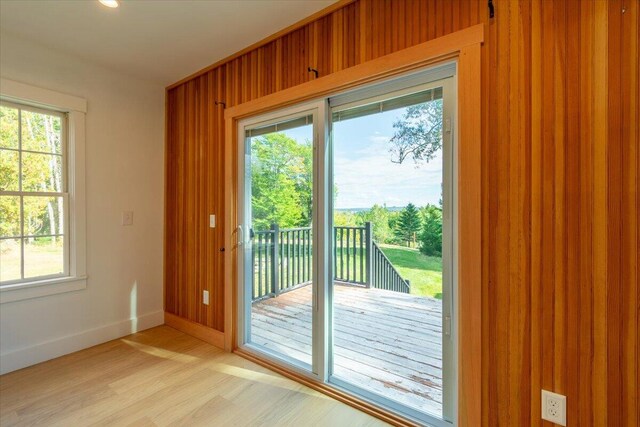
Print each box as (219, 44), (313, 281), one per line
(224, 24), (483, 427)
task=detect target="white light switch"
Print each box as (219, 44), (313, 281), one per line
(122, 211), (133, 226)
(203, 290), (209, 305)
(209, 214), (216, 228)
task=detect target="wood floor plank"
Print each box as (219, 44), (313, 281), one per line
(0, 326), (388, 427)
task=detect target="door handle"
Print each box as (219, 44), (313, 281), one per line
(236, 225), (244, 246)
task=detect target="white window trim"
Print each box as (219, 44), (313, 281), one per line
(0, 78), (87, 303)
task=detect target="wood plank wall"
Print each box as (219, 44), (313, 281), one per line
(164, 1), (639, 425)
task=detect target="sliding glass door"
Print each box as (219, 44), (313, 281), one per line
(238, 64), (456, 425)
(329, 74), (455, 424)
(239, 105), (321, 372)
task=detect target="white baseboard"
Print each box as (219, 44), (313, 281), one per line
(0, 310), (164, 375)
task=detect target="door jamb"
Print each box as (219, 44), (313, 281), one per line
(224, 23), (484, 427)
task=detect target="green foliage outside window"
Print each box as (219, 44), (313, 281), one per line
(250, 133), (312, 230)
(1, 105), (63, 238)
(1, 104), (65, 282)
(418, 204), (443, 257)
(393, 203), (422, 247)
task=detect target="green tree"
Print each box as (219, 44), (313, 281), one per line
(387, 210), (401, 243)
(1, 106), (20, 238)
(357, 204), (393, 243)
(1, 106), (63, 240)
(251, 133), (311, 230)
(388, 99), (443, 165)
(334, 210), (358, 227)
(394, 203), (421, 247)
(419, 204), (442, 256)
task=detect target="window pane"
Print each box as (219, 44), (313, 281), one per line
(0, 195), (21, 237)
(21, 110), (63, 154)
(24, 196), (64, 236)
(331, 92), (447, 418)
(0, 106), (19, 149)
(247, 115), (315, 368)
(21, 152), (63, 192)
(24, 236), (64, 278)
(0, 148), (19, 191)
(0, 238), (21, 282)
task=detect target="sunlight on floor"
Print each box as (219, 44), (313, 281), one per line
(207, 362), (325, 398)
(121, 338), (200, 363)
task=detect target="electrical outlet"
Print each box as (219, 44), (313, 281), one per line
(209, 214), (216, 228)
(542, 390), (566, 425)
(203, 290), (209, 305)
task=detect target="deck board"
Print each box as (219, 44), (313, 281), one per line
(251, 284), (444, 417)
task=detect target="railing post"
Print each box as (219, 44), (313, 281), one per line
(271, 223), (280, 297)
(365, 222), (373, 288)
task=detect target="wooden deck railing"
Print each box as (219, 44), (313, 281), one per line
(333, 224), (369, 285)
(251, 222), (410, 301)
(371, 241), (411, 293)
(252, 224), (312, 302)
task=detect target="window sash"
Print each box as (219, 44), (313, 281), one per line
(0, 101), (69, 285)
(331, 86), (443, 123)
(0, 192), (70, 285)
(245, 114), (314, 138)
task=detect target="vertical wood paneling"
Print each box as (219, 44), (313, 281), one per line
(608, 1), (623, 425)
(165, 1), (639, 425)
(491, 2), (511, 427)
(577, 1), (594, 425)
(592, 1), (609, 425)
(482, 1), (497, 425)
(621, 3), (639, 427)
(529, 0), (542, 422)
(564, 1), (581, 424)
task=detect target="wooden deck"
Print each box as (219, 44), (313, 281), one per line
(251, 283), (443, 417)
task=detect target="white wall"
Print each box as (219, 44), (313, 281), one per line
(0, 32), (165, 374)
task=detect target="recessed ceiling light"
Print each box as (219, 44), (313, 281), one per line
(99, 0), (119, 8)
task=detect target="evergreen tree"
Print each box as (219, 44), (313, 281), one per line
(419, 204), (443, 256)
(394, 203), (421, 247)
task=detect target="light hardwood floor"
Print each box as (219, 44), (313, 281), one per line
(0, 326), (388, 427)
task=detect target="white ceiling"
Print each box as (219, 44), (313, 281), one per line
(0, 0), (336, 86)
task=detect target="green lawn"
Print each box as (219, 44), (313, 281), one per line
(378, 243), (442, 299)
(249, 240), (442, 300)
(0, 238), (64, 282)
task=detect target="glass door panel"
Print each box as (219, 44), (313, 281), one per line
(329, 80), (454, 422)
(242, 112), (316, 369)
(237, 66), (457, 425)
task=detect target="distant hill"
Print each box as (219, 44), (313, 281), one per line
(335, 206), (407, 213)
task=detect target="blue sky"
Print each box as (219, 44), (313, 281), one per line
(283, 107), (443, 210)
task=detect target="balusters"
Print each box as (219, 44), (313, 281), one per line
(252, 224), (409, 303)
(297, 229), (301, 285)
(258, 232), (263, 297)
(307, 229), (311, 282)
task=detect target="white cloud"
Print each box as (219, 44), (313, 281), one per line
(367, 133), (391, 146)
(334, 148), (443, 209)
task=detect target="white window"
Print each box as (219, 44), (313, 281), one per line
(1, 102), (68, 282)
(0, 79), (86, 303)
